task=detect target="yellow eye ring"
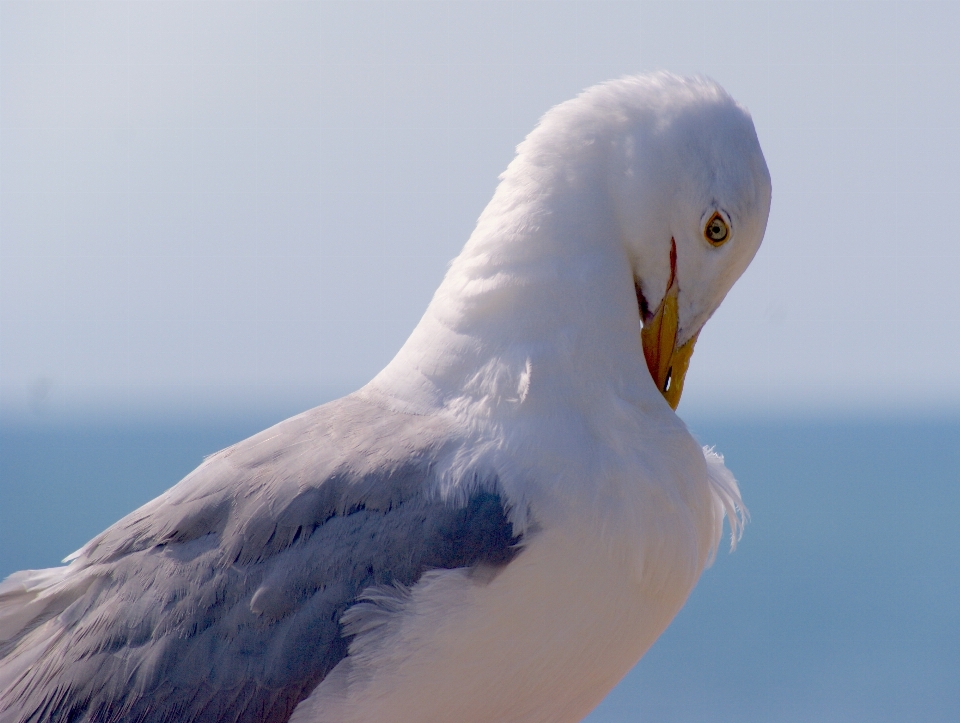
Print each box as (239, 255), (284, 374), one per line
(704, 212), (730, 246)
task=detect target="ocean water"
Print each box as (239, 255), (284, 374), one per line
(1, 415), (958, 721)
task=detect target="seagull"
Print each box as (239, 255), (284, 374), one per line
(0, 72), (770, 723)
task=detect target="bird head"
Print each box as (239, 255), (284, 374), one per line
(371, 74), (770, 417)
(606, 74), (772, 408)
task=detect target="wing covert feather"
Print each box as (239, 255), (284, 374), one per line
(0, 395), (524, 723)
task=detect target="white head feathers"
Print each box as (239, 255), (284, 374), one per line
(371, 72), (771, 416)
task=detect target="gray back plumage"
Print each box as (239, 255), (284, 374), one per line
(0, 395), (523, 723)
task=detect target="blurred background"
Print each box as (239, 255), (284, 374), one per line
(1, 2), (958, 721)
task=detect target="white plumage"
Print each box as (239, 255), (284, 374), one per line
(0, 73), (770, 723)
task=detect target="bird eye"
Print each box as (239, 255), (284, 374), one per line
(704, 213), (729, 245)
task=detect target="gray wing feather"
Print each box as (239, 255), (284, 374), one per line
(0, 395), (523, 723)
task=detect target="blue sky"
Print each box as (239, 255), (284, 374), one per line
(2, 1), (959, 422)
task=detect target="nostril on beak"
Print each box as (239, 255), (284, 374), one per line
(663, 368), (673, 393)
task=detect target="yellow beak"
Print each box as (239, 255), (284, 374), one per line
(639, 243), (699, 410)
